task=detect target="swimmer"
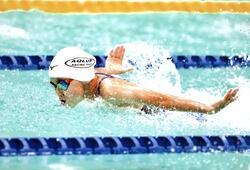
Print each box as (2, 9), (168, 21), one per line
(49, 46), (239, 114)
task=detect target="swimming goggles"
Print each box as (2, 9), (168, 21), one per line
(50, 79), (73, 91)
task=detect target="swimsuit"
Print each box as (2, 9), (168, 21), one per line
(95, 73), (114, 97)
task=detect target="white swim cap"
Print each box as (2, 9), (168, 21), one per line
(49, 47), (96, 82)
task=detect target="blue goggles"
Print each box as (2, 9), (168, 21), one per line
(50, 80), (70, 91)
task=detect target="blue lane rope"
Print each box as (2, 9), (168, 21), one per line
(0, 136), (249, 156)
(0, 55), (249, 70)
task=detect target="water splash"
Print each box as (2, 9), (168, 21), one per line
(210, 88), (250, 130)
(49, 164), (76, 170)
(0, 25), (30, 40)
(118, 42), (181, 95)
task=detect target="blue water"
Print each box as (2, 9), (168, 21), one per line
(0, 153), (249, 170)
(0, 10), (249, 170)
(0, 11), (249, 56)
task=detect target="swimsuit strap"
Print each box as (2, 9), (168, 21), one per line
(95, 72), (114, 78)
(95, 73), (114, 97)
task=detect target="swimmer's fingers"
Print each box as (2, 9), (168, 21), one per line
(230, 88), (239, 102)
(118, 46), (125, 62)
(108, 45), (125, 65)
(109, 49), (114, 58)
(110, 45), (123, 57)
(224, 88), (239, 103)
(114, 45), (125, 64)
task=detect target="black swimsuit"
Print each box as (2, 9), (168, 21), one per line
(95, 73), (114, 97)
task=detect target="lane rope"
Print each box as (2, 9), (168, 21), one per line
(0, 55), (249, 70)
(0, 135), (249, 156)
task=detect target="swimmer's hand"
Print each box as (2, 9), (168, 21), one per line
(210, 88), (239, 114)
(105, 45), (133, 74)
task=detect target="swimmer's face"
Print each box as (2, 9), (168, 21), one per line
(50, 78), (84, 107)
(50, 78), (70, 105)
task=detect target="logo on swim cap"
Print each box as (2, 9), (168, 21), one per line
(65, 57), (96, 68)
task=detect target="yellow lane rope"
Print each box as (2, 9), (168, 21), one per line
(0, 1), (249, 13)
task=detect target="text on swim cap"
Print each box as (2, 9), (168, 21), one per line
(65, 57), (96, 68)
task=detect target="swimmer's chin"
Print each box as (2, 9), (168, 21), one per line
(64, 100), (80, 108)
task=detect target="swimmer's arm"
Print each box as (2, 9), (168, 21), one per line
(138, 88), (239, 114)
(102, 81), (212, 113)
(95, 67), (133, 75)
(95, 45), (133, 75)
(138, 92), (216, 114)
(102, 81), (238, 114)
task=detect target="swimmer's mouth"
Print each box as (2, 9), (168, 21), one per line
(60, 100), (66, 105)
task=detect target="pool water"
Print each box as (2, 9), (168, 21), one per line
(0, 153), (250, 170)
(0, 10), (249, 170)
(0, 11), (249, 56)
(0, 67), (250, 137)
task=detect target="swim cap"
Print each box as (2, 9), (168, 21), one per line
(49, 47), (96, 82)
